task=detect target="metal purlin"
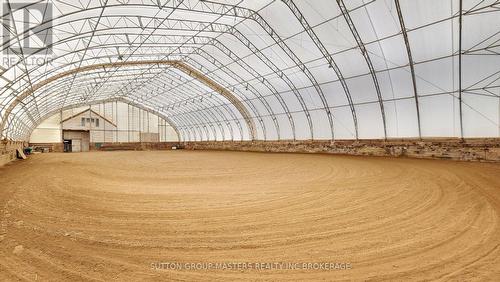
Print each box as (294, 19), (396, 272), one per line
(337, 0), (388, 139)
(281, 0), (359, 140)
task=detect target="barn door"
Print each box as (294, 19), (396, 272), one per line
(72, 139), (81, 152)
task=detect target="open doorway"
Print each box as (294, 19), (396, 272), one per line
(62, 130), (90, 152)
(63, 139), (72, 152)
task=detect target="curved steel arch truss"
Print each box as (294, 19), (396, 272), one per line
(1, 0), (499, 141)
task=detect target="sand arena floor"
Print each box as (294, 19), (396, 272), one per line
(0, 150), (499, 281)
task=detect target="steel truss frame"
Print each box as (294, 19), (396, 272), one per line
(1, 0), (499, 140)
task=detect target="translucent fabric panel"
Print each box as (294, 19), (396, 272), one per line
(313, 19), (356, 54)
(331, 48), (370, 78)
(265, 76), (292, 94)
(383, 99), (419, 138)
(242, 54), (277, 77)
(283, 68), (314, 89)
(399, 0), (455, 30)
(3, 0), (500, 141)
(408, 19), (456, 63)
(307, 61), (339, 84)
(283, 33), (323, 63)
(275, 114), (294, 140)
(262, 95), (288, 116)
(221, 123), (233, 141)
(462, 93), (499, 137)
(169, 8), (222, 22)
(360, 0), (401, 39)
(291, 112), (312, 140)
(293, 0), (342, 26)
(345, 74), (379, 104)
(310, 109), (332, 140)
(214, 125), (224, 141)
(419, 94), (460, 137)
(278, 90), (304, 113)
(260, 1), (305, 38)
(380, 67), (415, 100)
(235, 0), (272, 11)
(376, 68), (412, 101)
(462, 54), (500, 90)
(238, 20), (284, 52)
(299, 87), (324, 110)
(414, 57), (457, 96)
(261, 116), (278, 141)
(247, 98), (272, 123)
(223, 63), (258, 83)
(463, 12), (500, 51)
(217, 33), (252, 58)
(366, 35), (408, 70)
(259, 43), (296, 70)
(322, 80), (350, 107)
(355, 102), (385, 139)
(332, 106), (357, 139)
(251, 117), (265, 141)
(343, 0), (370, 10)
(348, 3), (392, 44)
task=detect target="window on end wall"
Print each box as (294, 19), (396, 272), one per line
(81, 117), (85, 126)
(96, 119), (99, 127)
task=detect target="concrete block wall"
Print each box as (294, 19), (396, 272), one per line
(181, 139), (500, 162)
(0, 141), (27, 166)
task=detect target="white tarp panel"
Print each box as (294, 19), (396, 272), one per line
(1, 0), (498, 141)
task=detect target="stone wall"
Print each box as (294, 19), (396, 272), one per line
(0, 140), (28, 166)
(90, 142), (179, 151)
(29, 143), (64, 153)
(181, 139), (500, 162)
(22, 139), (500, 162)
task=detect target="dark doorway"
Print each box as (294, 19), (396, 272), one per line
(63, 139), (72, 152)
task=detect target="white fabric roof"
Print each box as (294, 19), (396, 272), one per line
(0, 0), (499, 141)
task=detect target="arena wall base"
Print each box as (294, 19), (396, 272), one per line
(181, 139), (500, 162)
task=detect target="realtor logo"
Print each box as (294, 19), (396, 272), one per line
(2, 1), (53, 55)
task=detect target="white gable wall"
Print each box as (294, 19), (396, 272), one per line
(30, 102), (178, 143)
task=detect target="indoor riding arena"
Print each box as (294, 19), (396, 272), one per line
(1, 1), (499, 281)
